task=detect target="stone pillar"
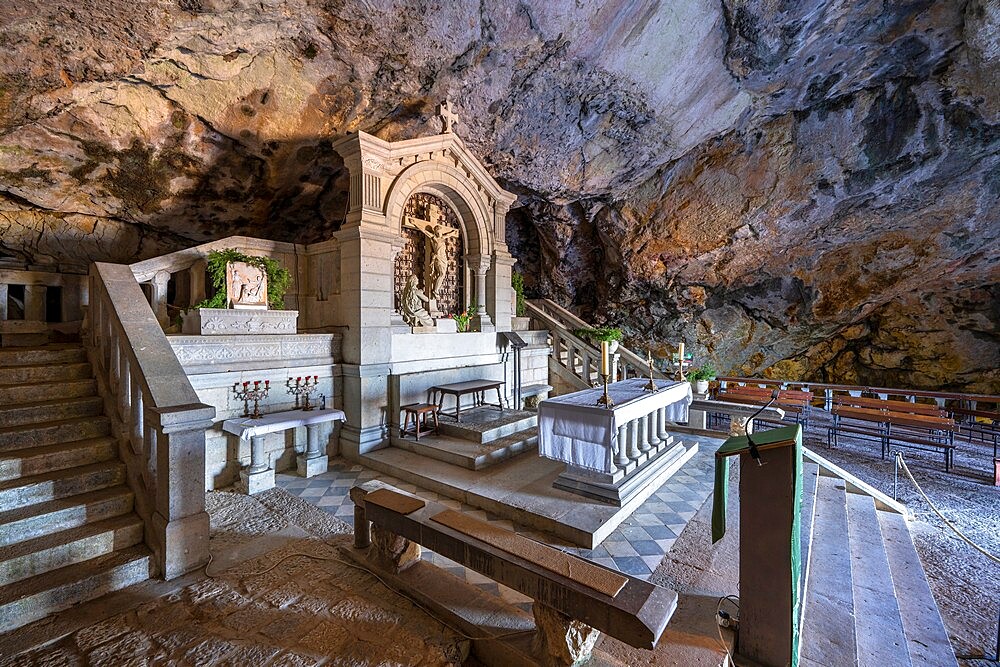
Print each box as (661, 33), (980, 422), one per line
(61, 277), (83, 323)
(150, 270), (171, 328)
(487, 250), (515, 332)
(24, 284), (47, 321)
(0, 283), (7, 320)
(370, 523), (421, 573)
(189, 259), (207, 306)
(297, 423), (329, 477)
(148, 405), (215, 580)
(466, 253), (494, 332)
(240, 434), (275, 494)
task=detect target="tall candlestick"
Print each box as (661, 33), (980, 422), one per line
(678, 341), (685, 361)
(600, 341), (610, 376)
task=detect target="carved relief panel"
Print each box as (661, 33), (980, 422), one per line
(395, 193), (464, 316)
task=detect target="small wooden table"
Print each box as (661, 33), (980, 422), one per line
(400, 403), (440, 441)
(428, 379), (505, 422)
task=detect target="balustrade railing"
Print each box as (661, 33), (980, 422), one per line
(87, 262), (215, 579)
(526, 298), (669, 388)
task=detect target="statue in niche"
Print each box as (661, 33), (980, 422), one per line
(400, 273), (434, 328)
(403, 203), (460, 299)
(226, 262), (267, 309)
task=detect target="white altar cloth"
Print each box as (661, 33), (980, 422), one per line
(538, 379), (692, 473)
(223, 407), (347, 440)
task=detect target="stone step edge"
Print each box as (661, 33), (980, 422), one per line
(0, 435), (116, 465)
(0, 415), (112, 440)
(0, 361), (93, 381)
(0, 460), (125, 495)
(0, 546), (152, 635)
(0, 485), (134, 535)
(0, 514), (144, 581)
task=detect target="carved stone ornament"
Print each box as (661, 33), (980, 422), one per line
(226, 261), (268, 310)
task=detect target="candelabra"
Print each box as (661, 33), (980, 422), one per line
(233, 380), (270, 419)
(671, 353), (693, 381)
(643, 351), (659, 392)
(287, 375), (319, 411)
(595, 372), (614, 408)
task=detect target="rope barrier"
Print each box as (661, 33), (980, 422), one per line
(894, 452), (1000, 565)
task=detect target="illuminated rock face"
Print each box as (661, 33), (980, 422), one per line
(0, 1), (996, 390)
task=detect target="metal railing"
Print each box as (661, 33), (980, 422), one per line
(86, 262), (215, 579)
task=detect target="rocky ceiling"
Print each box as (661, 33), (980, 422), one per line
(0, 0), (997, 391)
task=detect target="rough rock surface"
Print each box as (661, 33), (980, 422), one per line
(0, 0), (997, 389)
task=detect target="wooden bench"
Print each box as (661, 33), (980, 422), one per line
(713, 387), (813, 428)
(829, 405), (956, 471)
(349, 482), (677, 665)
(836, 395), (947, 417)
(428, 379), (506, 422)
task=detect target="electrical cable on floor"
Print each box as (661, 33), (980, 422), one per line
(203, 543), (535, 642)
(894, 453), (1000, 565)
(715, 594), (739, 667)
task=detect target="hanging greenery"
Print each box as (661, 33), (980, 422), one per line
(193, 248), (292, 310)
(573, 326), (623, 343)
(511, 271), (527, 317)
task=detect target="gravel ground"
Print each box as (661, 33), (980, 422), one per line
(798, 415), (1000, 664)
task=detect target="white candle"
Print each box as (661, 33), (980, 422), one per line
(601, 341), (610, 376)
(678, 342), (685, 364)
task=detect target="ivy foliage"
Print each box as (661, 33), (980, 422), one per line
(573, 326), (623, 342)
(194, 248), (292, 310)
(511, 271), (526, 317)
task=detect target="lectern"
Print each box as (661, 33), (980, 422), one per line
(713, 425), (802, 667)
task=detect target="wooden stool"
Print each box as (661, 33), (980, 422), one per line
(401, 403), (439, 441)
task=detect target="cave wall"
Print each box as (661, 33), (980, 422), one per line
(0, 0), (996, 391)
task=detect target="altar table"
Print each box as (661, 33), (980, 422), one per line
(223, 407), (347, 493)
(538, 379), (692, 474)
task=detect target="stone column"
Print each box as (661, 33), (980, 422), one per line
(615, 424), (630, 468)
(61, 277), (83, 323)
(297, 424), (329, 477)
(241, 434), (275, 494)
(487, 250), (515, 332)
(466, 253), (494, 332)
(150, 270), (171, 328)
(24, 284), (47, 321)
(189, 259), (207, 306)
(0, 283), (7, 320)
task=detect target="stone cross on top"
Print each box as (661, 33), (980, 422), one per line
(438, 99), (459, 134)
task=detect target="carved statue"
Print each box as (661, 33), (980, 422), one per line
(403, 204), (460, 299)
(400, 274), (434, 328)
(226, 261), (268, 309)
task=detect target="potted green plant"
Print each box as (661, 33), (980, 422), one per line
(511, 272), (531, 331)
(452, 299), (478, 333)
(688, 363), (716, 395)
(573, 326), (624, 353)
(181, 248), (294, 335)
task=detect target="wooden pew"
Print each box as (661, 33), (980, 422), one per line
(835, 395), (946, 417)
(715, 386), (813, 427)
(349, 482), (677, 666)
(829, 405), (957, 471)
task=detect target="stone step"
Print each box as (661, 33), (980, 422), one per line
(0, 461), (125, 512)
(0, 545), (152, 634)
(0, 361), (92, 386)
(0, 436), (117, 482)
(800, 475), (857, 667)
(0, 345), (87, 368)
(0, 379), (97, 406)
(0, 396), (103, 429)
(846, 493), (911, 667)
(436, 409), (538, 444)
(878, 511), (957, 666)
(0, 513), (144, 586)
(0, 416), (112, 452)
(0, 486), (135, 548)
(393, 427), (538, 470)
(798, 463), (821, 625)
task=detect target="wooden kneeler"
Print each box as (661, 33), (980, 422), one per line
(349, 481), (678, 667)
(713, 425), (803, 667)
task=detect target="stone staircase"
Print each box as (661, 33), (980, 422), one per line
(0, 345), (152, 634)
(799, 460), (956, 666)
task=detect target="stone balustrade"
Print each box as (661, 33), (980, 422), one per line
(0, 267), (87, 343)
(612, 404), (674, 470)
(87, 262), (215, 579)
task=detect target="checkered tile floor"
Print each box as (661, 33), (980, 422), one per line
(276, 436), (717, 610)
